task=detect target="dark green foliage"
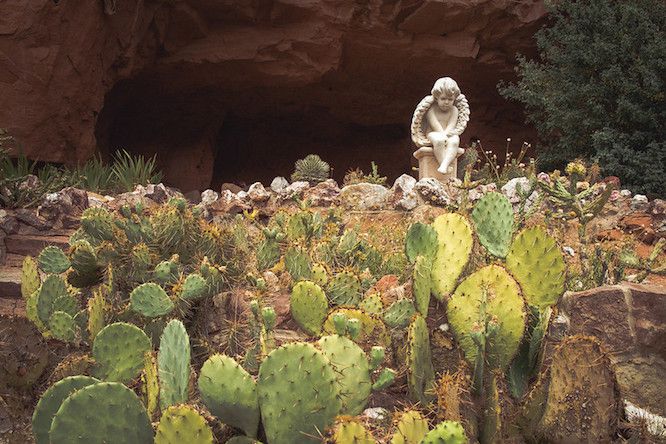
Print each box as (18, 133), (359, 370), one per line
(499, 0), (666, 195)
(291, 154), (331, 184)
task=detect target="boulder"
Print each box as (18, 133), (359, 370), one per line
(388, 174), (418, 210)
(303, 179), (340, 207)
(414, 178), (451, 207)
(339, 183), (389, 210)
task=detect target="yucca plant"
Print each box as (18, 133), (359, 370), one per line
(111, 149), (163, 192)
(291, 154), (330, 185)
(76, 155), (114, 194)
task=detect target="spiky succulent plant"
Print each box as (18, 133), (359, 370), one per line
(291, 154), (331, 184)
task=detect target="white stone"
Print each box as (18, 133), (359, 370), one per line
(390, 174), (418, 210)
(339, 183), (390, 210)
(631, 194), (649, 211)
(620, 189), (632, 197)
(280, 181), (310, 199)
(236, 191), (248, 199)
(247, 182), (271, 202)
(363, 407), (389, 421)
(624, 400), (666, 438)
(563, 246), (575, 257)
(501, 177), (530, 203)
(270, 176), (289, 193)
(200, 189), (219, 206)
(414, 178), (451, 206)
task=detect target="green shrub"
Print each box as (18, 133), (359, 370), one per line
(111, 149), (163, 192)
(499, 0), (666, 196)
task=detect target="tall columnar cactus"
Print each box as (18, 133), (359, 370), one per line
(471, 192), (515, 258)
(505, 226), (566, 310)
(130, 282), (174, 318)
(431, 214), (474, 300)
(92, 322), (151, 383)
(405, 222), (438, 264)
(327, 270), (362, 306)
(328, 418), (377, 443)
(290, 280), (329, 335)
(421, 421), (467, 444)
(389, 410), (429, 444)
(48, 382), (153, 444)
(158, 319), (191, 409)
(407, 314), (436, 405)
(447, 265), (526, 373)
(38, 246), (71, 274)
(412, 255), (432, 316)
(536, 336), (619, 443)
(198, 354), (260, 438)
(32, 376), (100, 444)
(258, 343), (341, 444)
(155, 405), (214, 444)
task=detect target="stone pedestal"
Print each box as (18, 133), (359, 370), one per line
(413, 146), (459, 182)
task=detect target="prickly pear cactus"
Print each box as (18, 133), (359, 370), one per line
(258, 343), (341, 444)
(36, 274), (69, 325)
(447, 265), (526, 371)
(32, 376), (99, 444)
(290, 280), (329, 335)
(537, 336), (619, 443)
(327, 271), (362, 306)
(284, 246), (312, 281)
(407, 314), (436, 405)
(38, 246), (70, 274)
(311, 262), (329, 286)
(323, 308), (391, 350)
(412, 255), (432, 316)
(21, 256), (41, 300)
(328, 418), (377, 443)
(48, 382), (153, 444)
(0, 315), (48, 388)
(431, 214), (474, 300)
(155, 405), (214, 444)
(153, 257), (180, 285)
(142, 352), (159, 419)
(471, 192), (514, 258)
(80, 207), (116, 242)
(48, 311), (77, 342)
(505, 226), (566, 309)
(226, 437), (262, 444)
(130, 282), (174, 318)
(421, 420), (467, 444)
(384, 298), (416, 328)
(198, 354), (260, 438)
(158, 319), (191, 409)
(92, 322), (151, 383)
(68, 239), (103, 288)
(87, 288), (105, 342)
(318, 334), (371, 415)
(405, 222), (438, 264)
(179, 273), (208, 300)
(389, 410), (429, 444)
(358, 293), (383, 315)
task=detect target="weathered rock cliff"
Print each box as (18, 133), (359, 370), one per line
(0, 0), (546, 191)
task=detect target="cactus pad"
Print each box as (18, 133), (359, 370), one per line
(130, 282), (174, 318)
(258, 343), (341, 444)
(153, 258), (180, 285)
(80, 207), (116, 242)
(506, 226), (565, 309)
(358, 293), (383, 314)
(412, 255), (432, 316)
(32, 376), (99, 444)
(311, 263), (329, 286)
(407, 314), (436, 405)
(329, 419), (377, 443)
(87, 288), (105, 342)
(431, 214), (473, 300)
(92, 322), (151, 383)
(36, 274), (68, 324)
(179, 273), (208, 300)
(21, 256), (41, 300)
(142, 352), (159, 419)
(471, 192), (514, 258)
(158, 319), (191, 409)
(323, 308), (390, 350)
(290, 280), (329, 336)
(405, 222), (438, 264)
(38, 246), (70, 274)
(198, 354), (260, 438)
(318, 334), (371, 415)
(384, 298), (416, 328)
(155, 405), (214, 444)
(327, 271), (362, 306)
(68, 240), (103, 288)
(389, 410), (429, 444)
(421, 421), (467, 444)
(48, 382), (153, 444)
(49, 311), (77, 342)
(284, 246), (312, 281)
(447, 265), (526, 370)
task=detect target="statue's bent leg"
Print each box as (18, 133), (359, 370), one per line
(428, 132), (448, 164)
(437, 135), (461, 174)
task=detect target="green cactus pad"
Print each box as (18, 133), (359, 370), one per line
(318, 334), (371, 415)
(36, 274), (68, 324)
(471, 192), (515, 258)
(21, 256), (41, 300)
(52, 293), (79, 317)
(49, 311), (77, 342)
(257, 238), (281, 271)
(258, 343), (341, 444)
(505, 226), (566, 309)
(330, 419), (377, 443)
(142, 352), (159, 419)
(389, 410), (429, 444)
(38, 246), (70, 274)
(421, 420), (467, 444)
(226, 437), (262, 444)
(87, 289), (105, 342)
(130, 282), (174, 318)
(158, 319), (191, 409)
(68, 240), (103, 288)
(290, 280), (329, 336)
(92, 322), (151, 383)
(431, 214), (474, 300)
(180, 273), (208, 300)
(198, 354), (259, 438)
(32, 376), (99, 444)
(48, 382), (153, 444)
(327, 271), (362, 306)
(447, 265), (526, 370)
(407, 314), (436, 405)
(311, 263), (329, 286)
(323, 308), (390, 349)
(384, 298), (416, 328)
(405, 222), (438, 264)
(155, 405), (214, 444)
(284, 246), (312, 281)
(153, 258), (180, 285)
(358, 293), (383, 314)
(412, 255), (432, 316)
(80, 207), (116, 242)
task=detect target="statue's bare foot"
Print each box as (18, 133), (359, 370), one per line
(437, 166), (447, 174)
(457, 148), (465, 155)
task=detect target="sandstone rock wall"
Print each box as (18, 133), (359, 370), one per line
(0, 0), (546, 191)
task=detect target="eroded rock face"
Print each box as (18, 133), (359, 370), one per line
(0, 0), (545, 191)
